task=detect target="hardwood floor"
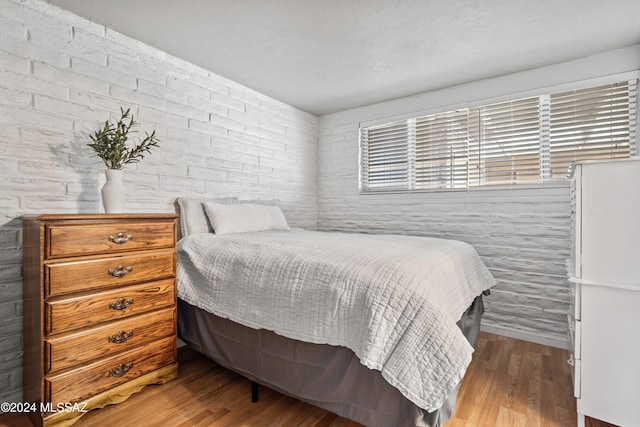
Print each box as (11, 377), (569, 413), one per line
(0, 332), (616, 427)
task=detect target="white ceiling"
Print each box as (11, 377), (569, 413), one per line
(44, 0), (640, 116)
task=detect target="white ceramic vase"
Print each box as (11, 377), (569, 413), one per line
(101, 169), (126, 213)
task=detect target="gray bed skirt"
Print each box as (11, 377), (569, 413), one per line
(177, 296), (484, 427)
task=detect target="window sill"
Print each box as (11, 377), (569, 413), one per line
(360, 180), (571, 196)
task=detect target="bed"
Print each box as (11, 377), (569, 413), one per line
(175, 198), (495, 426)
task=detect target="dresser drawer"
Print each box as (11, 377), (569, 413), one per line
(46, 221), (175, 259)
(46, 249), (175, 296)
(46, 279), (175, 334)
(24, 214), (178, 426)
(46, 308), (176, 373)
(45, 336), (176, 405)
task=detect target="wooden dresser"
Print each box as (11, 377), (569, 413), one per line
(22, 214), (179, 427)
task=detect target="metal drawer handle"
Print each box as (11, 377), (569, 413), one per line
(109, 297), (134, 310)
(108, 265), (133, 278)
(109, 330), (134, 344)
(108, 232), (133, 245)
(109, 362), (133, 377)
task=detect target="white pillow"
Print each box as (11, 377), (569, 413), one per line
(203, 202), (290, 235)
(176, 197), (238, 237)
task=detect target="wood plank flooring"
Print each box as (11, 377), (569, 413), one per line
(0, 332), (616, 427)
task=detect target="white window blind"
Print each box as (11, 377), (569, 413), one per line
(469, 97), (541, 186)
(360, 79), (638, 193)
(548, 81), (634, 178)
(360, 120), (409, 190)
(415, 109), (469, 189)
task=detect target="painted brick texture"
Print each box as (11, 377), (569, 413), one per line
(0, 0), (318, 404)
(316, 121), (572, 349)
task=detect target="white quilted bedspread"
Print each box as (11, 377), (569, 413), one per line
(177, 229), (495, 411)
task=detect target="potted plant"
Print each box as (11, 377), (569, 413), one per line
(87, 108), (159, 213)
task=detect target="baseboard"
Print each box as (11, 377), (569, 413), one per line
(480, 324), (569, 350)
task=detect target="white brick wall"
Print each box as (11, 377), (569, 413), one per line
(0, 0), (317, 404)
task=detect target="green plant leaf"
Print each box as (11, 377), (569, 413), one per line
(86, 108), (159, 170)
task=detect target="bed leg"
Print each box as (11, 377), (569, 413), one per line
(251, 381), (259, 403)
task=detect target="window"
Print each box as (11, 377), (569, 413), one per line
(360, 79), (638, 192)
